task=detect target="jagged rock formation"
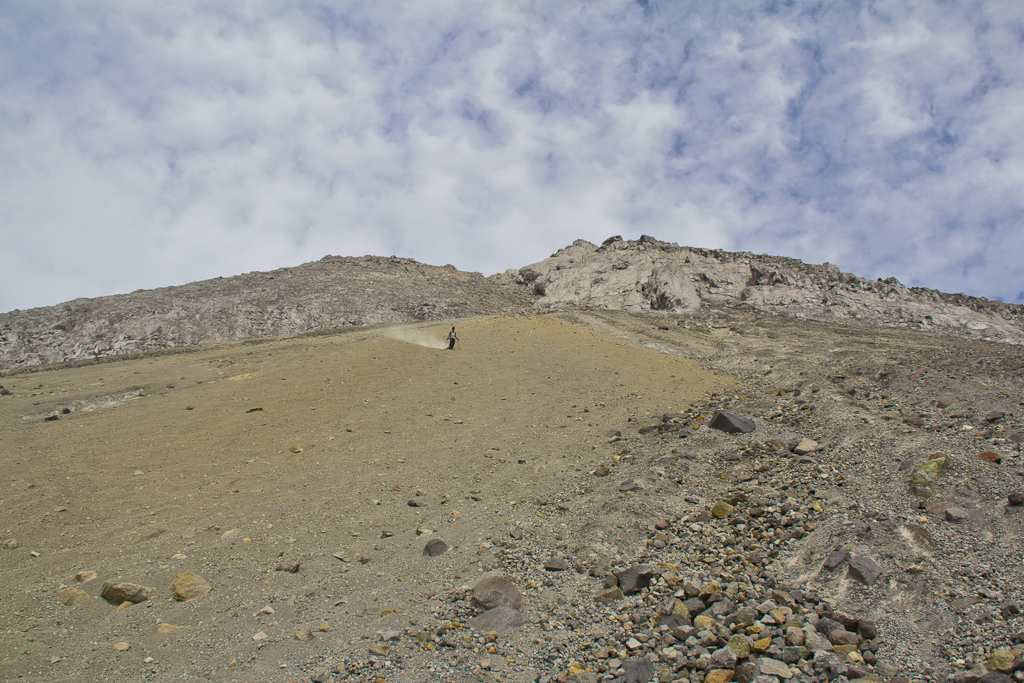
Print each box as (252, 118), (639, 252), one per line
(0, 256), (531, 368)
(2, 236), (1022, 370)
(504, 235), (1024, 344)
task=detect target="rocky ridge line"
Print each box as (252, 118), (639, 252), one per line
(500, 236), (1024, 346)
(3, 236), (1023, 370)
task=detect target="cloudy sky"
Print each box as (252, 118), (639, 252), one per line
(2, 1), (1023, 313)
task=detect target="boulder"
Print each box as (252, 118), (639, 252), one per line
(847, 556), (883, 585)
(708, 411), (756, 434)
(473, 575), (522, 610)
(101, 581), (150, 605)
(169, 569), (212, 602)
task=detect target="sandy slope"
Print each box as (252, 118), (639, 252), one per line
(0, 314), (725, 682)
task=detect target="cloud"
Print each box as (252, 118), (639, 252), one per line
(1, 1), (1023, 312)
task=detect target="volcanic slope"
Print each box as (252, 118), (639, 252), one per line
(0, 314), (727, 683)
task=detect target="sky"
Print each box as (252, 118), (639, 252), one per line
(2, 1), (1023, 313)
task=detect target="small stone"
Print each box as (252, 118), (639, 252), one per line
(289, 445), (302, 453)
(156, 623), (188, 634)
(252, 631), (268, 641)
(75, 570), (97, 583)
(847, 556), (883, 585)
(978, 674), (1014, 683)
(902, 413), (925, 427)
(473, 575), (522, 610)
(758, 657), (794, 679)
(275, 562), (300, 573)
(1008, 492), (1024, 506)
(978, 451), (1002, 464)
(169, 569), (212, 602)
(295, 628), (314, 642)
(615, 564), (653, 595)
(793, 439), (818, 455)
(828, 629), (860, 646)
(595, 587), (624, 604)
(708, 411), (756, 434)
(857, 620), (878, 640)
(944, 506), (968, 523)
(101, 581), (150, 605)
(711, 500), (735, 519)
(368, 643), (390, 656)
(544, 556), (569, 571)
(704, 670), (735, 683)
(728, 634), (751, 659)
(423, 538), (449, 557)
(694, 615), (715, 630)
(112, 642), (130, 652)
(822, 546), (849, 570)
(622, 658), (655, 683)
(986, 648), (1017, 673)
(594, 466), (611, 477)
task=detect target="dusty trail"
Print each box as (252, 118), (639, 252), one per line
(0, 314), (724, 682)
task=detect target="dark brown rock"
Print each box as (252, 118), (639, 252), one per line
(847, 556), (883, 585)
(823, 546), (849, 570)
(101, 581), (150, 605)
(616, 564), (653, 595)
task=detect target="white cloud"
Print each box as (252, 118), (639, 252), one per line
(1, 0), (1023, 312)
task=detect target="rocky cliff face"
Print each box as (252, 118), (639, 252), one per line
(2, 236), (1021, 370)
(504, 235), (1024, 345)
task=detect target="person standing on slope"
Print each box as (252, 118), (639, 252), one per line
(447, 327), (458, 350)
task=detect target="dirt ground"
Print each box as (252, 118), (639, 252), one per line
(0, 314), (728, 682)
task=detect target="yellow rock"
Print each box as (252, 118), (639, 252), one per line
(987, 648), (1017, 673)
(156, 623), (188, 634)
(60, 588), (90, 606)
(693, 615), (715, 630)
(704, 669), (735, 683)
(752, 637), (772, 652)
(711, 501), (735, 519)
(169, 569), (212, 602)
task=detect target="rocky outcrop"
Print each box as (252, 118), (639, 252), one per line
(504, 235), (1024, 344)
(2, 236), (1022, 369)
(0, 256), (531, 368)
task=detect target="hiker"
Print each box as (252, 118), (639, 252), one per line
(447, 327), (458, 350)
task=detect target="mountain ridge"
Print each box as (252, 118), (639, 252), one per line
(2, 236), (1022, 369)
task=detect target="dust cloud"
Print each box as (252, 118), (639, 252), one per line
(386, 327), (448, 349)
